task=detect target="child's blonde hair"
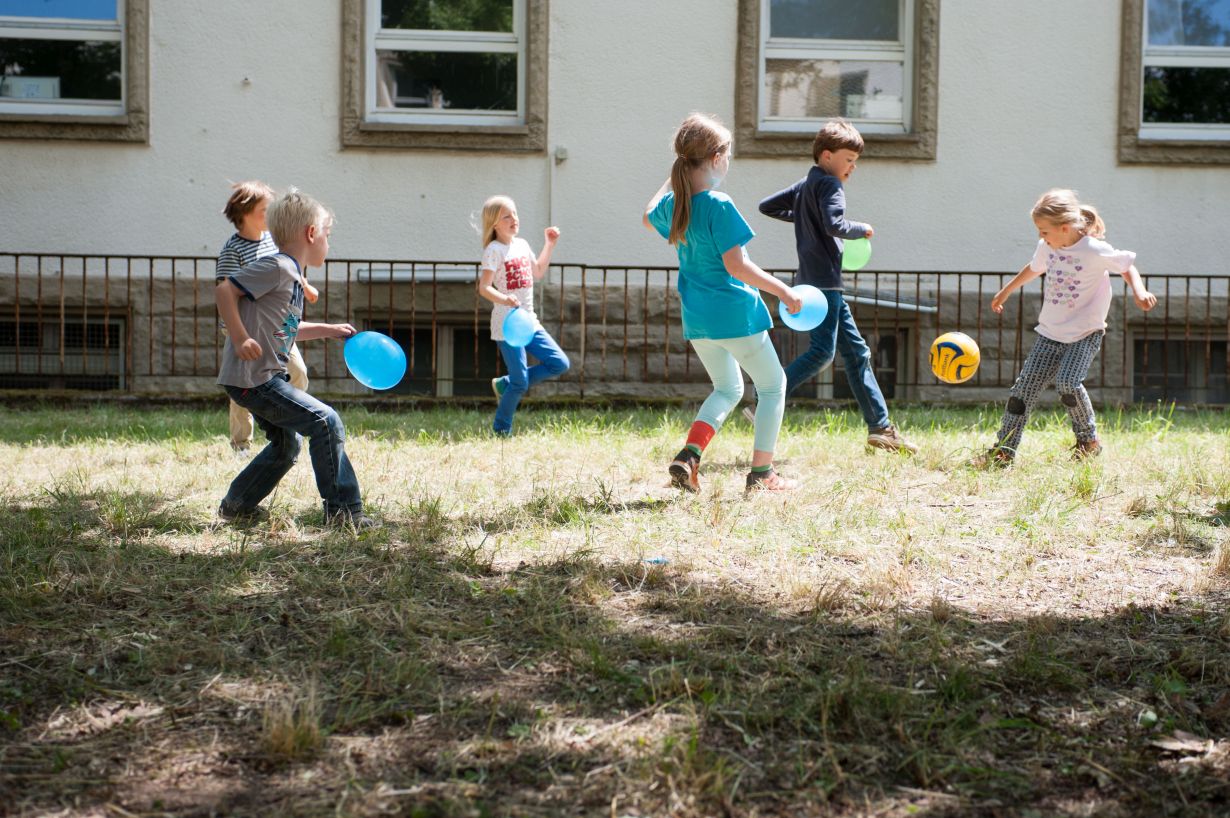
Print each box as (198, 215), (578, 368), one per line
(480, 195), (516, 248)
(266, 188), (333, 249)
(812, 118), (864, 163)
(1031, 188), (1106, 239)
(222, 180), (275, 228)
(668, 113), (731, 246)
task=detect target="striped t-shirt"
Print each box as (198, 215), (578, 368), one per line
(216, 231), (278, 281)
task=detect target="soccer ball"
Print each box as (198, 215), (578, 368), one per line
(930, 332), (980, 384)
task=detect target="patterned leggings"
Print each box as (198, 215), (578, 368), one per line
(994, 332), (1104, 454)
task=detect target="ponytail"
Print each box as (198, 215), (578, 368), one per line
(1080, 206), (1106, 239)
(666, 113), (731, 246)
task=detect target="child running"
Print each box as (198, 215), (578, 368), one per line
(643, 113), (803, 493)
(973, 189), (1156, 466)
(477, 195), (570, 436)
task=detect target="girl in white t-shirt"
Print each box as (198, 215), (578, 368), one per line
(973, 189), (1156, 466)
(477, 195), (570, 435)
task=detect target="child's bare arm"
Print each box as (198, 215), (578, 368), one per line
(296, 321), (356, 341)
(478, 268), (518, 308)
(722, 245), (802, 315)
(533, 227), (560, 279)
(215, 281), (262, 360)
(991, 264), (1043, 314)
(1120, 264), (1157, 311)
(643, 178), (671, 232)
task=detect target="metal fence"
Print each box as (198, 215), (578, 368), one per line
(1, 252), (1227, 404)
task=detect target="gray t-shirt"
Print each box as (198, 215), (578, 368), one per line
(217, 254), (305, 389)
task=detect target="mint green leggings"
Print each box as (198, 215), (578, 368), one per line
(691, 332), (786, 453)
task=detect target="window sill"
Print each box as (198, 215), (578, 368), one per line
(735, 128), (935, 161)
(342, 114), (544, 152)
(0, 112), (147, 142)
(1118, 134), (1230, 164)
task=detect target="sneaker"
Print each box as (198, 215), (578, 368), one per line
(745, 468), (798, 493)
(866, 424), (919, 454)
(741, 404), (757, 425)
(327, 510), (379, 531)
(218, 502), (269, 524)
(969, 447), (1014, 469)
(491, 377), (507, 398)
(668, 449), (701, 494)
(1071, 439), (1103, 461)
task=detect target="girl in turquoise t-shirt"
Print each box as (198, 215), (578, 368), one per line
(643, 113), (803, 493)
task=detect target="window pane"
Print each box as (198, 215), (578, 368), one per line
(0, 1), (116, 20)
(1148, 0), (1230, 47)
(1143, 66), (1230, 123)
(765, 58), (903, 120)
(375, 49), (516, 111)
(0, 38), (120, 100)
(769, 0), (899, 41)
(380, 0), (513, 32)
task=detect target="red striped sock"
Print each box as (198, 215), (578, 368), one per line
(685, 421), (716, 456)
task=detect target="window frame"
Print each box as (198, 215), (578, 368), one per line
(0, 0), (147, 142)
(1119, 0), (1230, 163)
(342, 0), (547, 152)
(736, 0), (939, 161)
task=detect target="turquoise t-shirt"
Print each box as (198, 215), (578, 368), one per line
(648, 190), (772, 341)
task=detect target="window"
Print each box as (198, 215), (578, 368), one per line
(1134, 338), (1229, 402)
(1121, 0), (1230, 162)
(376, 323), (501, 397)
(342, 0), (546, 151)
(736, 0), (939, 160)
(0, 315), (125, 390)
(0, 0), (146, 141)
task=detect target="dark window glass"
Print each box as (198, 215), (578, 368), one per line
(832, 331), (900, 400)
(381, 0), (513, 32)
(769, 0), (898, 41)
(0, 38), (120, 100)
(383, 326), (433, 395)
(0, 1), (116, 20)
(1143, 66), (1230, 123)
(450, 325), (501, 396)
(1148, 0), (1230, 46)
(375, 50), (515, 111)
(1134, 339), (1229, 403)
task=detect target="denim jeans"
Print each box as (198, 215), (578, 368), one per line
(494, 329), (570, 434)
(782, 289), (890, 431)
(222, 375), (362, 517)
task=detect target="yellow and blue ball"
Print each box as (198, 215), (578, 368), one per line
(930, 332), (981, 384)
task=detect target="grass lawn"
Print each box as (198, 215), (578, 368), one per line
(2, 402), (1229, 817)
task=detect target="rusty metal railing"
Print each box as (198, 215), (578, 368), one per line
(0, 252), (1226, 404)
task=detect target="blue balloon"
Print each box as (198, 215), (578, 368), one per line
(778, 284), (829, 331)
(343, 331), (407, 390)
(502, 308), (538, 348)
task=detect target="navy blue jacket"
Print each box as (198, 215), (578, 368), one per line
(758, 165), (870, 290)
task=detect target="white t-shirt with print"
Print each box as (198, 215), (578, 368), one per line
(482, 237), (541, 342)
(1029, 237), (1136, 344)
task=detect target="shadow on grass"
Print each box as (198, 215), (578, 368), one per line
(2, 488), (1230, 817)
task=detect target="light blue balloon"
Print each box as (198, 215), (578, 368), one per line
(343, 331), (407, 390)
(778, 284), (829, 331)
(502, 308), (538, 348)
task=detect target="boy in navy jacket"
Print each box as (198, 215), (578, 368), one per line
(754, 119), (917, 454)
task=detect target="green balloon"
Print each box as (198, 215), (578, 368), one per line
(842, 237), (872, 271)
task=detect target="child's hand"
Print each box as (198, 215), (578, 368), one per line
(781, 290), (803, 316)
(504, 294), (521, 308)
(990, 289), (1010, 314)
(1135, 290), (1157, 311)
(864, 226), (875, 238)
(545, 226), (561, 243)
(331, 323), (357, 338)
(237, 337), (262, 361)
(304, 282), (320, 304)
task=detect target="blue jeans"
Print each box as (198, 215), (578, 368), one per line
(494, 329), (570, 434)
(783, 289), (890, 430)
(222, 375), (362, 517)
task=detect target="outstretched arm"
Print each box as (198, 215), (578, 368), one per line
(533, 227), (560, 279)
(297, 322), (357, 341)
(991, 264), (1044, 313)
(758, 183), (799, 223)
(1120, 264), (1156, 311)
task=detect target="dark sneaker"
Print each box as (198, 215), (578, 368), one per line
(491, 377), (507, 398)
(668, 449), (701, 494)
(1071, 439), (1103, 461)
(867, 425), (919, 454)
(327, 510), (379, 531)
(218, 502), (269, 524)
(969, 447), (1014, 469)
(741, 404), (757, 425)
(745, 468), (798, 493)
